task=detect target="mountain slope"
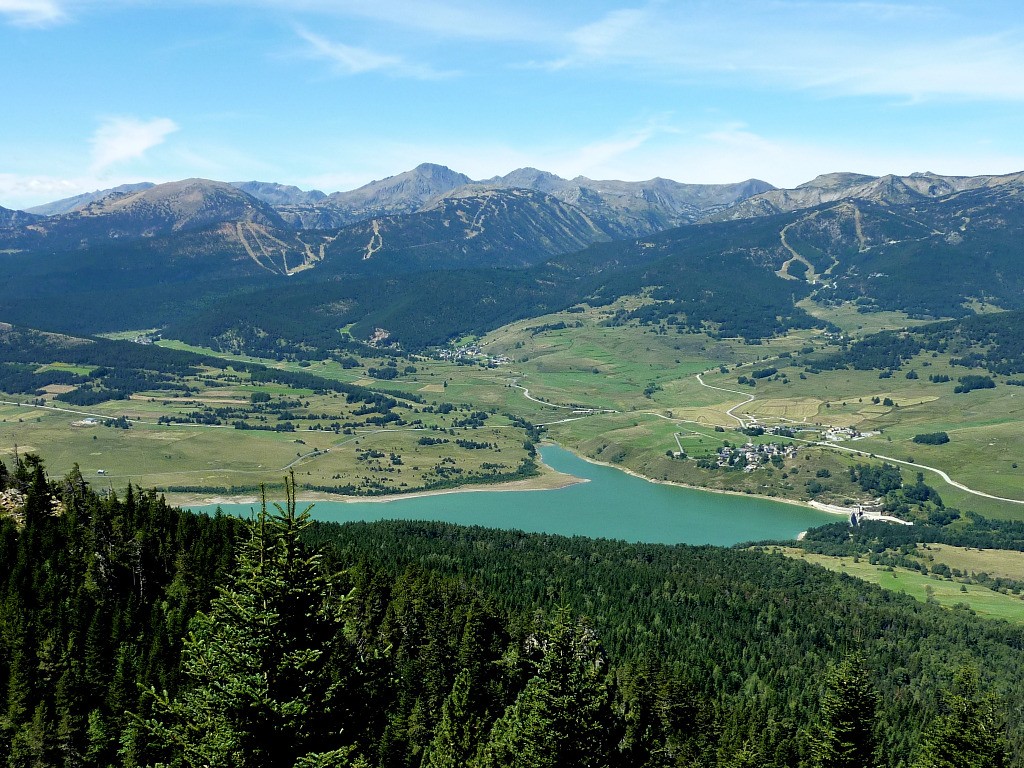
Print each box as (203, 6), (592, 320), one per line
(7, 167), (1024, 354)
(0, 178), (330, 276)
(472, 170), (774, 236)
(165, 180), (1024, 353)
(25, 182), (156, 216)
(251, 164), (773, 235)
(61, 178), (290, 234)
(0, 205), (42, 228)
(316, 187), (608, 273)
(712, 170), (1024, 220)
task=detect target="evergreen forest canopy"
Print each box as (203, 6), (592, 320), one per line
(0, 455), (1022, 767)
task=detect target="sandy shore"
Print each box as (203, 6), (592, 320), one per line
(165, 458), (585, 507)
(808, 500), (861, 517)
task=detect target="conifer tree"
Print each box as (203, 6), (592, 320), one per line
(476, 608), (618, 768)
(137, 476), (361, 767)
(810, 654), (878, 768)
(912, 667), (1009, 768)
(421, 669), (482, 768)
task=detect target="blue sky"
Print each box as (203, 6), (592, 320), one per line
(3, 0), (1024, 209)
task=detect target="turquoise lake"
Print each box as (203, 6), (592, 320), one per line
(191, 444), (836, 546)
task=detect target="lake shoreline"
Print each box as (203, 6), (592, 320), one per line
(167, 441), (841, 521)
(563, 448), (840, 516)
(164, 452), (586, 507)
(179, 443), (835, 546)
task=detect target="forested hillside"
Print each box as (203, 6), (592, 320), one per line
(5, 170), (1024, 354)
(1, 457), (1020, 766)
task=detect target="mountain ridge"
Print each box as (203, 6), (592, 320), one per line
(13, 163), (775, 237)
(710, 169), (1024, 220)
(24, 182), (156, 216)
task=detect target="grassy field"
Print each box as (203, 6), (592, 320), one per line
(916, 543), (1024, 582)
(0, 361), (541, 500)
(5, 296), (1024, 519)
(796, 298), (942, 336)
(776, 547), (1024, 624)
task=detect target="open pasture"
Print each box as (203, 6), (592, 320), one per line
(779, 548), (1024, 624)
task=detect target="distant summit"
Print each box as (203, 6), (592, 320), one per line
(25, 182), (156, 216)
(231, 181), (326, 206)
(324, 163), (474, 216)
(712, 170), (1024, 220)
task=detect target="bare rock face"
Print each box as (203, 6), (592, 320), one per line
(230, 181), (327, 206)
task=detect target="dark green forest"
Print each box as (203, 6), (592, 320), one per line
(809, 309), (1024, 377)
(0, 456), (1022, 766)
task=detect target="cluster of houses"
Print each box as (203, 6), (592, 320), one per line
(436, 343), (511, 367)
(716, 441), (798, 472)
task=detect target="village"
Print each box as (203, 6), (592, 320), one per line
(435, 342), (511, 367)
(713, 440), (798, 472)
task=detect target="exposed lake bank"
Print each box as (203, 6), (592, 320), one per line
(185, 443), (835, 546)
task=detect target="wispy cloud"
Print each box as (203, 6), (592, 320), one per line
(0, 0), (65, 25)
(296, 27), (454, 79)
(272, 0), (552, 43)
(0, 174), (82, 209)
(90, 116), (179, 173)
(544, 2), (1024, 102)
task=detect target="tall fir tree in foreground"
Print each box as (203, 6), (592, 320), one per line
(136, 476), (361, 767)
(810, 654), (879, 768)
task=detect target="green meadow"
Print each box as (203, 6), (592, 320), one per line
(4, 297), (1024, 520)
(778, 547), (1024, 624)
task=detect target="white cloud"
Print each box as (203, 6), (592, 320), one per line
(296, 27), (453, 79)
(0, 174), (82, 209)
(268, 0), (553, 43)
(546, 2), (1024, 102)
(89, 116), (179, 173)
(0, 0), (65, 25)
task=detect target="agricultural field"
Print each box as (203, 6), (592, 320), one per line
(151, 302), (1024, 517)
(0, 355), (540, 502)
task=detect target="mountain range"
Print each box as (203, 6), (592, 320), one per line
(3, 163), (1024, 354)
(20, 163), (775, 237)
(21, 163), (1024, 234)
